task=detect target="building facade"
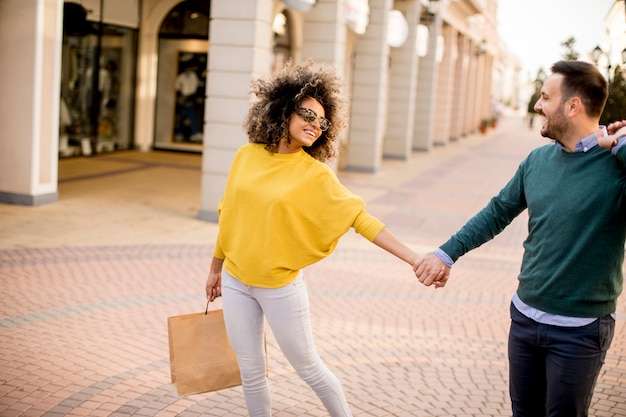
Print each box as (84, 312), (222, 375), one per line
(0, 0), (513, 221)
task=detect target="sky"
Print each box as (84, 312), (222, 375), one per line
(496, 0), (616, 81)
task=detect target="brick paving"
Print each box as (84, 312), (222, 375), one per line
(0, 114), (625, 416)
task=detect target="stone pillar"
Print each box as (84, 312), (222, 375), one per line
(482, 54), (494, 119)
(383, 0), (420, 160)
(474, 47), (487, 125)
(301, 0), (347, 75)
(463, 42), (480, 134)
(412, 8), (441, 151)
(344, 0), (392, 173)
(432, 24), (457, 146)
(198, 0), (273, 221)
(0, 0), (62, 205)
(450, 33), (469, 140)
(300, 0), (349, 172)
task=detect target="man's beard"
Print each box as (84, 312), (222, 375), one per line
(539, 104), (568, 140)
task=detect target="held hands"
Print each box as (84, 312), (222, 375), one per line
(413, 252), (451, 288)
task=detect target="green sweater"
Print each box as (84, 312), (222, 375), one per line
(440, 143), (626, 317)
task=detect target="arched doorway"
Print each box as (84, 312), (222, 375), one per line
(153, 0), (210, 152)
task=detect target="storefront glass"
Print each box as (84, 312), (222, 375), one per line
(153, 0), (210, 152)
(59, 7), (137, 157)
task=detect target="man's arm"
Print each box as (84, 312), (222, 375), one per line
(414, 159), (528, 288)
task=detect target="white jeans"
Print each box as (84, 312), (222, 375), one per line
(221, 269), (353, 417)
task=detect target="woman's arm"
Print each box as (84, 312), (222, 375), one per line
(372, 227), (418, 266)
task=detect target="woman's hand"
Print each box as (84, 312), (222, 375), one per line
(600, 120), (626, 149)
(606, 120), (626, 135)
(206, 257), (224, 301)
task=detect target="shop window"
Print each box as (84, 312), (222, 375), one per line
(154, 0), (210, 151)
(59, 3), (137, 156)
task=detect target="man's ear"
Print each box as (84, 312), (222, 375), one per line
(566, 97), (582, 117)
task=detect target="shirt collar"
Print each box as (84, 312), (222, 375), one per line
(555, 129), (601, 153)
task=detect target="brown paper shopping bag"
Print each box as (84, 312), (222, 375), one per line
(168, 301), (241, 395)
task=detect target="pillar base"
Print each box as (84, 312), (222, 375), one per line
(0, 191), (58, 206)
(198, 209), (218, 223)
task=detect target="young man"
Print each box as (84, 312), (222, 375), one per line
(414, 60), (624, 416)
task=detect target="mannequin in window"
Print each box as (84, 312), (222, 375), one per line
(174, 65), (202, 142)
(99, 60), (118, 140)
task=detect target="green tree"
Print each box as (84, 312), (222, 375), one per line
(526, 68), (546, 128)
(527, 68), (546, 114)
(534, 67), (546, 88)
(527, 88), (541, 114)
(561, 37), (579, 61)
(601, 66), (626, 126)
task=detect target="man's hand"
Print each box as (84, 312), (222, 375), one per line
(413, 252), (450, 288)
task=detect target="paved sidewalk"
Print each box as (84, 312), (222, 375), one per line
(1, 115), (625, 416)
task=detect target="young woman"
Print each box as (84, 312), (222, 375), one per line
(205, 60), (425, 417)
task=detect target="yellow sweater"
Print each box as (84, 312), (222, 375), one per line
(214, 143), (385, 288)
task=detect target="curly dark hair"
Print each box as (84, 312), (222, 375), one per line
(244, 60), (348, 162)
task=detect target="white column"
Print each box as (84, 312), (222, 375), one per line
(463, 42), (479, 134)
(432, 24), (456, 146)
(450, 33), (469, 139)
(482, 54), (494, 119)
(413, 10), (441, 151)
(384, 0), (420, 160)
(473, 47), (487, 127)
(301, 0), (347, 75)
(298, 0), (350, 172)
(198, 0), (273, 221)
(345, 0), (392, 173)
(0, 0), (62, 205)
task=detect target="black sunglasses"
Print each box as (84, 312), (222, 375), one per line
(295, 107), (331, 131)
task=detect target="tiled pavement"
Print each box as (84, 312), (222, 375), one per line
(1, 114), (625, 416)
